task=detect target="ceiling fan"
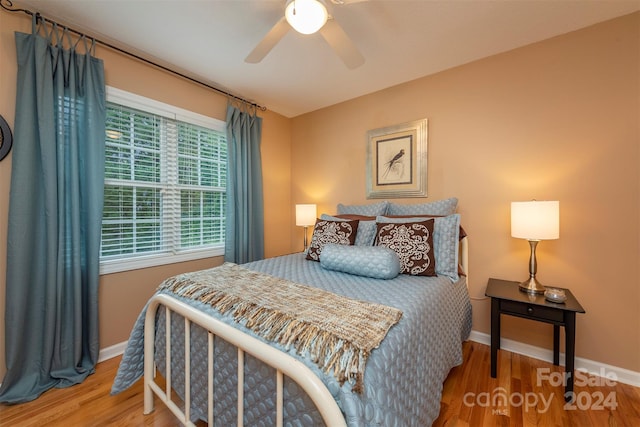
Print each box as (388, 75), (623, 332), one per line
(245, 0), (366, 69)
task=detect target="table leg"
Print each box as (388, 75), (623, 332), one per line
(553, 324), (560, 366)
(564, 313), (576, 402)
(490, 298), (500, 378)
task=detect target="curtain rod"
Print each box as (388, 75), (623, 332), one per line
(0, 0), (267, 112)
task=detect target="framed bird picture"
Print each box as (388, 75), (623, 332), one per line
(366, 118), (427, 199)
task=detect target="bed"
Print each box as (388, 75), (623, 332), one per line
(111, 198), (473, 426)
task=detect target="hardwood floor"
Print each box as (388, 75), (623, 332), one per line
(0, 356), (183, 427)
(433, 342), (640, 427)
(0, 341), (638, 426)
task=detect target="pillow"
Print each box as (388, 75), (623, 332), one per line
(320, 244), (400, 279)
(331, 214), (376, 221)
(337, 201), (389, 216)
(377, 214), (461, 281)
(386, 197), (458, 216)
(384, 214), (467, 241)
(306, 219), (359, 262)
(375, 219), (436, 276)
(321, 214), (377, 246)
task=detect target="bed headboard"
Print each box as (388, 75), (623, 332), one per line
(460, 236), (469, 288)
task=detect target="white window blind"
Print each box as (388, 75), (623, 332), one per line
(101, 87), (226, 274)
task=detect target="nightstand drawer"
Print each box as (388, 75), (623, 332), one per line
(500, 300), (564, 322)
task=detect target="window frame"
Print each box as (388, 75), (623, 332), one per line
(100, 87), (226, 275)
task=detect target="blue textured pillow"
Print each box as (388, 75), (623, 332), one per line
(337, 201), (389, 216)
(387, 197), (458, 216)
(376, 214), (461, 282)
(321, 214), (377, 246)
(320, 244), (400, 279)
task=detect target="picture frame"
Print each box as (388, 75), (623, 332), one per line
(366, 118), (427, 199)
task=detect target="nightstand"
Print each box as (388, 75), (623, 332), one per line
(485, 278), (585, 400)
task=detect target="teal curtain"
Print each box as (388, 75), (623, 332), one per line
(225, 103), (264, 263)
(0, 18), (105, 403)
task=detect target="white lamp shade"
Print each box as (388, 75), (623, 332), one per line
(285, 0), (328, 35)
(511, 200), (559, 240)
(296, 204), (317, 226)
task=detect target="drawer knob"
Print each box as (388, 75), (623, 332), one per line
(527, 307), (534, 314)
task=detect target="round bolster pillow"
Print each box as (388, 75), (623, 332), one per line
(319, 244), (400, 280)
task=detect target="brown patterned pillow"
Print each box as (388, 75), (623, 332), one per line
(306, 219), (359, 261)
(375, 219), (436, 276)
(383, 214), (467, 240)
(334, 214), (376, 221)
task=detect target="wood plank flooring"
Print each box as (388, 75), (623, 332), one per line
(0, 341), (638, 426)
(433, 341), (640, 427)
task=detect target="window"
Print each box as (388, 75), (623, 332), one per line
(100, 87), (226, 274)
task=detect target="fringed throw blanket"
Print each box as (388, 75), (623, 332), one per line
(158, 262), (403, 392)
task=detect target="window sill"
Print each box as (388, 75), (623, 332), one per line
(100, 246), (225, 275)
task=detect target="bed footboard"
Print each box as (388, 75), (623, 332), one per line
(143, 293), (346, 427)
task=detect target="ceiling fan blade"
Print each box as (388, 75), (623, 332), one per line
(319, 18), (364, 69)
(245, 17), (290, 64)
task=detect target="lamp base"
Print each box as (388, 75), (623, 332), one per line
(303, 225), (309, 251)
(519, 276), (546, 294)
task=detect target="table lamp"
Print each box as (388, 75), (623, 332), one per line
(296, 204), (317, 250)
(511, 200), (559, 294)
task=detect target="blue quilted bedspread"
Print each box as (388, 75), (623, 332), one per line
(111, 253), (472, 426)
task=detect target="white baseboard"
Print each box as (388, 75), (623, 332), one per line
(469, 330), (640, 388)
(98, 341), (128, 363)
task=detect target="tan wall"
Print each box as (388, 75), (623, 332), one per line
(262, 109), (293, 257)
(290, 13), (640, 372)
(0, 11), (292, 378)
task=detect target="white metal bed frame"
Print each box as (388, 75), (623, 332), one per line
(143, 236), (469, 426)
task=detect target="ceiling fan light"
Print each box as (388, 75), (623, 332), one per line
(285, 0), (328, 35)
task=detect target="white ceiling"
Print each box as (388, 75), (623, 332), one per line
(15, 0), (640, 117)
